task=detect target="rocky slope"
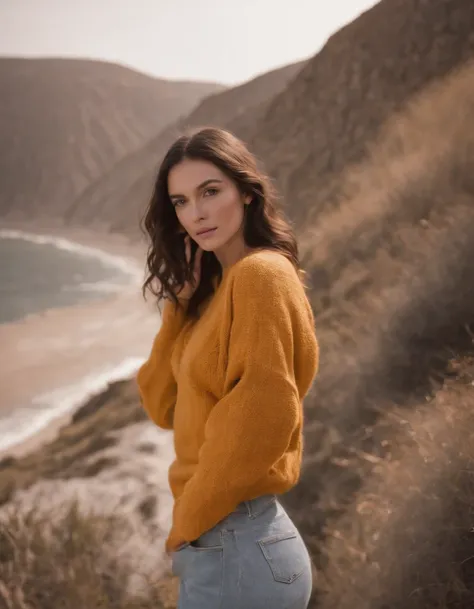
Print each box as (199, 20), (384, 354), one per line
(247, 0), (474, 227)
(0, 57), (223, 220)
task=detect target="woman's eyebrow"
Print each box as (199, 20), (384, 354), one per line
(196, 178), (222, 191)
(170, 178), (223, 200)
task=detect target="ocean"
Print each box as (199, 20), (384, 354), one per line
(0, 230), (138, 324)
(0, 230), (156, 454)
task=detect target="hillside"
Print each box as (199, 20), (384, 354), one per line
(0, 57), (224, 220)
(64, 0), (474, 237)
(247, 0), (474, 227)
(65, 61), (305, 231)
(289, 59), (474, 608)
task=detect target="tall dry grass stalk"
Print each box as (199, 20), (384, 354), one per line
(0, 501), (178, 609)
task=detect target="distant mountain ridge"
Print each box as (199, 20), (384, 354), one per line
(0, 57), (224, 220)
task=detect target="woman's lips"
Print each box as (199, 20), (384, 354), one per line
(197, 228), (217, 238)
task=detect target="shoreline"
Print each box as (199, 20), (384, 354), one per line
(0, 220), (159, 459)
(0, 218), (147, 273)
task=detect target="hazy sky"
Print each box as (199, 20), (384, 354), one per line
(0, 0), (379, 85)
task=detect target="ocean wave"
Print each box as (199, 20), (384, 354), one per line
(0, 229), (142, 282)
(0, 357), (145, 454)
(61, 281), (129, 294)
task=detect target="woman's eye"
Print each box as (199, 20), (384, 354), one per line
(172, 198), (185, 207)
(204, 188), (218, 197)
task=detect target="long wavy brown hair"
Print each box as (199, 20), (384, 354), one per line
(141, 126), (304, 319)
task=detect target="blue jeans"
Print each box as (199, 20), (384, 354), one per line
(171, 494), (313, 609)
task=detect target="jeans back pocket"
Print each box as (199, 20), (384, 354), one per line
(257, 530), (307, 584)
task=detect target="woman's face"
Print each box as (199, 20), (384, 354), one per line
(168, 159), (250, 256)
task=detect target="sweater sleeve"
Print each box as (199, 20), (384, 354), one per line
(136, 299), (187, 430)
(167, 258), (319, 545)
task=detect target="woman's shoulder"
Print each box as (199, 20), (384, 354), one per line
(228, 249), (300, 289)
(237, 248), (293, 271)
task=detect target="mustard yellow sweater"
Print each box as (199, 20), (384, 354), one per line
(136, 250), (319, 552)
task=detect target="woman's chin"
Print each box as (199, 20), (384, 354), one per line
(197, 236), (221, 252)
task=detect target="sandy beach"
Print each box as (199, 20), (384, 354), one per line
(0, 220), (179, 573)
(0, 220), (160, 458)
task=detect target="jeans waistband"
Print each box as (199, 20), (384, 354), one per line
(232, 494), (277, 519)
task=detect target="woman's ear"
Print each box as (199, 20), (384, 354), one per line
(243, 195), (252, 206)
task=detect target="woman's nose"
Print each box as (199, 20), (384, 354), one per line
(189, 202), (206, 222)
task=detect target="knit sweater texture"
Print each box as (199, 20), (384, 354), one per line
(136, 250), (319, 553)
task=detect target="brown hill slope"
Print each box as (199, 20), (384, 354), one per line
(65, 61), (305, 231)
(0, 57), (224, 220)
(321, 354), (474, 609)
(247, 0), (474, 228)
(290, 61), (474, 608)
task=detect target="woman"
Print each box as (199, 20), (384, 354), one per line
(137, 126), (319, 609)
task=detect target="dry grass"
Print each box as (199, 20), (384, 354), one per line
(0, 502), (178, 609)
(318, 356), (474, 609)
(279, 60), (474, 608)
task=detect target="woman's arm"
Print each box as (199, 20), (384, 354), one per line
(166, 257), (319, 547)
(136, 299), (187, 430)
